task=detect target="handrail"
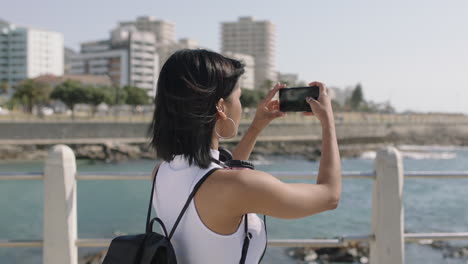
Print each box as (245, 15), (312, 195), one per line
(4, 233), (468, 248)
(3, 171), (468, 181)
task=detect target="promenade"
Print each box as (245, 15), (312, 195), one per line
(1, 112), (467, 146)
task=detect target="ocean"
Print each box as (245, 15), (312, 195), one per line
(0, 145), (467, 263)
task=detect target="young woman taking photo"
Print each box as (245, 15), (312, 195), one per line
(147, 49), (341, 263)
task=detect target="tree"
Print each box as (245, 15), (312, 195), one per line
(240, 88), (266, 108)
(102, 85), (127, 106)
(260, 79), (274, 93)
(278, 80), (290, 86)
(124, 86), (150, 113)
(84, 85), (113, 117)
(349, 83), (364, 110)
(0, 81), (9, 94)
(331, 99), (342, 112)
(50, 80), (88, 119)
(12, 79), (53, 114)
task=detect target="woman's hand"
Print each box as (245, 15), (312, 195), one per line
(304, 81), (334, 125)
(251, 82), (287, 131)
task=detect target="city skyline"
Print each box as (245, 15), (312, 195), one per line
(2, 0), (467, 113)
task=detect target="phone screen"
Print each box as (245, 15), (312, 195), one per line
(279, 86), (320, 112)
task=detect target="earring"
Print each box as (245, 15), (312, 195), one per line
(214, 117), (236, 139)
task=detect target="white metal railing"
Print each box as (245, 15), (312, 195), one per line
(0, 145), (468, 264)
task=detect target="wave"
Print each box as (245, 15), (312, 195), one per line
(360, 151), (377, 159)
(401, 151), (457, 160)
(359, 150), (457, 160)
(398, 145), (468, 152)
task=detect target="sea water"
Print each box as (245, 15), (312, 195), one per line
(0, 145), (467, 263)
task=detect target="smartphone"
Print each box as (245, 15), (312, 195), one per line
(279, 86), (320, 112)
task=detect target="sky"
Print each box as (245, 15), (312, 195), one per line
(2, 0), (467, 113)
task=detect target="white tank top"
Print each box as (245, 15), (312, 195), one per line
(153, 148), (267, 264)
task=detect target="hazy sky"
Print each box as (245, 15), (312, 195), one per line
(2, 0), (467, 113)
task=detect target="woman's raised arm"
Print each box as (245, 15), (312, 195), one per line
(226, 81), (342, 219)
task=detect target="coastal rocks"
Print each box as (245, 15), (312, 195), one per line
(0, 141), (387, 163)
(0, 143), (156, 162)
(387, 130), (468, 146)
(102, 143), (143, 161)
(74, 145), (107, 160)
(79, 249), (107, 264)
(0, 144), (48, 160)
(424, 240), (468, 259)
(287, 242), (370, 263)
(226, 141), (322, 161)
(287, 241), (468, 263)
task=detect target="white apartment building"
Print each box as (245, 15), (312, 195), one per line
(119, 16), (176, 45)
(112, 26), (159, 94)
(221, 16), (277, 90)
(223, 51), (255, 90)
(70, 26), (159, 96)
(0, 19), (63, 87)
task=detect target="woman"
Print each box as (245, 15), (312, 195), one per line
(147, 49), (341, 263)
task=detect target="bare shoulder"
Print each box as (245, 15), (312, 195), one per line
(208, 168), (280, 190)
(201, 168), (278, 202)
(193, 169), (273, 234)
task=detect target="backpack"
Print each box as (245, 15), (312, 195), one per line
(102, 153), (258, 264)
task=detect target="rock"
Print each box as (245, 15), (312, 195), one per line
(0, 144), (27, 159)
(79, 249), (107, 264)
(75, 145), (106, 160)
(304, 250), (317, 261)
(0, 144), (48, 160)
(430, 240), (450, 250)
(140, 151), (156, 159)
(23, 149), (47, 160)
(347, 247), (358, 257)
(286, 245), (371, 263)
(418, 239), (434, 245)
(461, 247), (468, 257)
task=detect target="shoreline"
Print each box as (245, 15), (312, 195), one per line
(0, 135), (466, 163)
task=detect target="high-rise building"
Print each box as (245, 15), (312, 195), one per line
(223, 51), (255, 90)
(111, 26), (159, 93)
(156, 38), (200, 69)
(118, 16), (176, 44)
(64, 47), (79, 74)
(221, 16), (277, 91)
(68, 45), (129, 87)
(0, 19), (64, 87)
(70, 25), (159, 96)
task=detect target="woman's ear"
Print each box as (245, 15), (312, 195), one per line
(216, 99), (227, 120)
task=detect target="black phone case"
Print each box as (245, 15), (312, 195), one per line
(279, 86), (320, 112)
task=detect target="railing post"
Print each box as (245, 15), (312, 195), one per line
(43, 144), (78, 264)
(371, 146), (405, 264)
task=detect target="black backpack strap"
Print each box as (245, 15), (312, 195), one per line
(168, 167), (221, 240)
(239, 214), (252, 264)
(259, 214), (268, 262)
(146, 163), (162, 233)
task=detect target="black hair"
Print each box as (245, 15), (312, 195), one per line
(146, 49), (245, 169)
